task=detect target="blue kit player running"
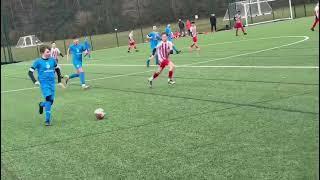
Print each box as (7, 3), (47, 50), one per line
(165, 24), (181, 54)
(64, 35), (90, 89)
(146, 26), (161, 67)
(84, 36), (91, 59)
(28, 45), (64, 126)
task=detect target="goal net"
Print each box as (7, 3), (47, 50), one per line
(16, 35), (43, 48)
(223, 0), (293, 26)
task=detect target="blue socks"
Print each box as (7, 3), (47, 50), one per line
(146, 58), (150, 67)
(69, 73), (79, 79)
(173, 46), (179, 53)
(69, 72), (85, 85)
(40, 101), (52, 123)
(44, 101), (52, 123)
(79, 72), (85, 85)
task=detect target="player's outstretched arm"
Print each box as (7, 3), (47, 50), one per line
(28, 67), (39, 86)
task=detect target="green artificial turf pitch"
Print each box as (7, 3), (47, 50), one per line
(1, 17), (319, 179)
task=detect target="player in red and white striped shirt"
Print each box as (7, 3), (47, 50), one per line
(189, 22), (200, 52)
(148, 33), (176, 87)
(50, 42), (64, 62)
(50, 41), (64, 82)
(311, 2), (319, 31)
(234, 11), (247, 36)
(128, 30), (138, 53)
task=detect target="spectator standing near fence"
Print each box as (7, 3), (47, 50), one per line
(210, 14), (217, 32)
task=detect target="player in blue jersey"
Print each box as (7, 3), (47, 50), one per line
(28, 45), (65, 126)
(64, 35), (90, 89)
(146, 26), (161, 67)
(83, 36), (91, 59)
(165, 24), (181, 54)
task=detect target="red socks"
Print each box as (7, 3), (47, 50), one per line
(153, 72), (160, 79)
(168, 71), (173, 79)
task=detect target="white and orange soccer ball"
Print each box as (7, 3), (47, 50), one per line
(94, 108), (105, 120)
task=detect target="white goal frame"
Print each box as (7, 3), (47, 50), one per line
(16, 35), (43, 48)
(224, 0), (293, 27)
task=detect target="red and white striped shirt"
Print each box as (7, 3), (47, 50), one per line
(315, 3), (319, 18)
(235, 14), (242, 23)
(156, 41), (173, 62)
(190, 25), (197, 37)
(50, 47), (61, 60)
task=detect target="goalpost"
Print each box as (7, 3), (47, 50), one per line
(223, 0), (293, 27)
(16, 35), (43, 48)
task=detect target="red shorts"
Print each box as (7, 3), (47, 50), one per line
(192, 36), (198, 43)
(234, 22), (243, 28)
(129, 41), (135, 46)
(159, 59), (170, 69)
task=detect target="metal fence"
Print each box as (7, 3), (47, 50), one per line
(1, 0), (317, 64)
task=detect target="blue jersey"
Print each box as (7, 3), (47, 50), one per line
(165, 26), (173, 41)
(83, 39), (91, 51)
(148, 31), (160, 50)
(69, 44), (86, 62)
(32, 58), (57, 82)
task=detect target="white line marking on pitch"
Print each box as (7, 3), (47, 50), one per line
(1, 36), (311, 93)
(7, 35), (309, 66)
(1, 70), (154, 94)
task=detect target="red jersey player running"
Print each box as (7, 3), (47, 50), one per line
(189, 21), (200, 52)
(234, 11), (247, 36)
(148, 33), (176, 88)
(128, 30), (138, 53)
(311, 2), (319, 31)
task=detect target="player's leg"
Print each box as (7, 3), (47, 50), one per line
(148, 61), (166, 87)
(128, 45), (131, 52)
(39, 83), (54, 126)
(311, 17), (319, 31)
(173, 45), (181, 54)
(77, 66), (89, 89)
(236, 28), (239, 36)
(65, 61), (80, 84)
(211, 24), (214, 32)
(190, 43), (195, 52)
(155, 54), (159, 65)
(146, 48), (153, 67)
(193, 37), (200, 50)
(168, 61), (176, 84)
(241, 26), (247, 35)
(134, 45), (138, 52)
(195, 42), (200, 50)
(146, 55), (151, 67)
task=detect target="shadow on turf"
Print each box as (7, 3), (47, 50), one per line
(87, 72), (319, 86)
(92, 85), (317, 115)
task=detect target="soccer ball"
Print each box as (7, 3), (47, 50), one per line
(94, 108), (105, 120)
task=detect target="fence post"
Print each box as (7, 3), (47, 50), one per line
(137, 0), (144, 43)
(292, 0), (297, 18)
(115, 29), (119, 47)
(227, 0), (232, 29)
(303, 2), (307, 17)
(271, 1), (275, 20)
(2, 47), (7, 63)
(89, 33), (93, 51)
(63, 35), (67, 55)
(1, 34), (8, 63)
